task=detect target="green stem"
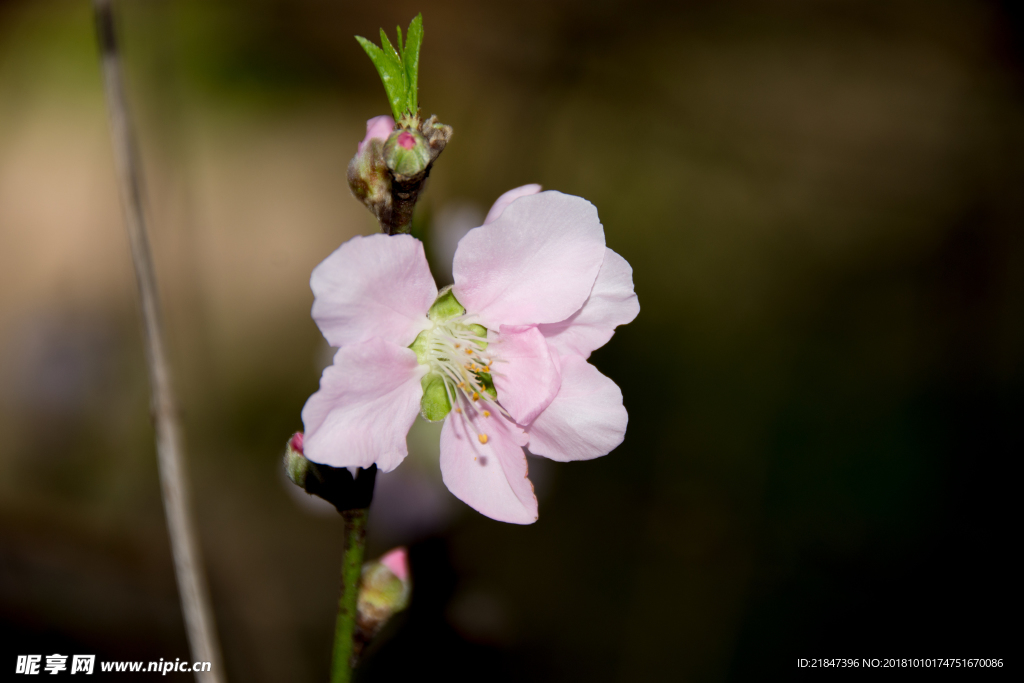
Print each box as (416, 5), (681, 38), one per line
(330, 508), (369, 683)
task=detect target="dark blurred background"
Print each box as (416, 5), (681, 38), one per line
(1, 0), (1020, 680)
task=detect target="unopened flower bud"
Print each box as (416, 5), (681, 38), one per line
(356, 547), (412, 646)
(359, 115), (396, 154)
(379, 547), (410, 582)
(284, 431), (309, 487)
(348, 116), (395, 223)
(283, 431), (378, 511)
(383, 129), (431, 177)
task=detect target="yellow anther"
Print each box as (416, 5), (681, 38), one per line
(478, 434), (489, 444)
(483, 366), (490, 373)
(455, 407), (462, 413)
(454, 343), (461, 348)
(465, 348), (473, 355)
(472, 392), (480, 401)
(483, 410), (491, 417)
(458, 382), (466, 389)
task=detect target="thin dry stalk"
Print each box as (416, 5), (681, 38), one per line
(93, 1), (224, 680)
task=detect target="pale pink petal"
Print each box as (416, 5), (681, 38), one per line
(483, 184), (542, 225)
(527, 354), (627, 462)
(311, 234), (437, 348)
(539, 248), (640, 359)
(491, 325), (560, 425)
(357, 115), (395, 154)
(301, 340), (426, 472)
(452, 191), (606, 328)
(439, 405), (537, 524)
(380, 547), (410, 581)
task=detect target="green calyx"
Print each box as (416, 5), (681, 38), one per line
(428, 286), (464, 322)
(419, 372), (451, 422)
(355, 14), (423, 122)
(467, 323), (488, 351)
(478, 371), (497, 399)
(283, 441), (309, 488)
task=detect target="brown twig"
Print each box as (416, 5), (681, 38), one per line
(93, 2), (224, 680)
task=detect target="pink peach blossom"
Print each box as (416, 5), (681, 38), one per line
(483, 184), (542, 225)
(302, 188), (639, 523)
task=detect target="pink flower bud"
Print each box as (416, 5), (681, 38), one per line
(284, 431), (309, 487)
(397, 131), (417, 150)
(379, 547), (410, 582)
(357, 115), (396, 154)
(356, 546), (412, 645)
(349, 116), (395, 223)
(383, 128), (431, 177)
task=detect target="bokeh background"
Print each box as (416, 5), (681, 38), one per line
(1, 0), (1020, 680)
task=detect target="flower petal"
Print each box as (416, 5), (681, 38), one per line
(439, 405), (537, 524)
(526, 354), (627, 462)
(539, 248), (640, 358)
(302, 340), (427, 472)
(358, 115), (395, 154)
(483, 183), (542, 225)
(491, 325), (560, 425)
(311, 234), (437, 348)
(452, 191), (606, 328)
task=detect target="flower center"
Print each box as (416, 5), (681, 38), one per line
(413, 313), (497, 411)
(410, 288), (504, 438)
(418, 318), (494, 399)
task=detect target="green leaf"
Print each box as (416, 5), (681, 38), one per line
(379, 28), (402, 65)
(355, 15), (424, 119)
(379, 29), (409, 113)
(402, 14), (423, 114)
(355, 35), (408, 119)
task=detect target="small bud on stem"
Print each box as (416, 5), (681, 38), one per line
(347, 121), (394, 229)
(350, 16), (453, 235)
(353, 547), (412, 658)
(381, 114), (452, 234)
(283, 432), (378, 512)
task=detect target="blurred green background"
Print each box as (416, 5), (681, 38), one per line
(1, 0), (1019, 680)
